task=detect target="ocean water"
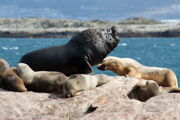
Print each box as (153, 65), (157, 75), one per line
(0, 38), (180, 86)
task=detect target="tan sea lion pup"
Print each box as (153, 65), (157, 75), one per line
(0, 67), (27, 92)
(63, 74), (110, 98)
(128, 79), (180, 101)
(146, 80), (180, 98)
(17, 63), (67, 93)
(97, 56), (178, 88)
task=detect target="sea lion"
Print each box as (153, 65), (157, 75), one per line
(0, 67), (27, 92)
(97, 56), (178, 88)
(0, 58), (10, 76)
(19, 26), (120, 76)
(17, 63), (67, 93)
(146, 80), (180, 98)
(128, 79), (180, 102)
(63, 74), (110, 98)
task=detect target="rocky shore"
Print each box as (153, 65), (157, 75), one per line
(1, 75), (180, 119)
(0, 17), (180, 38)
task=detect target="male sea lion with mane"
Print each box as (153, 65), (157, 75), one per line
(63, 74), (110, 98)
(19, 26), (120, 76)
(97, 56), (178, 88)
(17, 63), (67, 93)
(128, 79), (180, 102)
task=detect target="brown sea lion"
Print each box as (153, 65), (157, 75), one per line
(17, 63), (67, 93)
(97, 56), (178, 88)
(128, 79), (180, 102)
(0, 67), (27, 92)
(147, 80), (180, 98)
(0, 58), (10, 76)
(63, 74), (110, 98)
(19, 26), (120, 76)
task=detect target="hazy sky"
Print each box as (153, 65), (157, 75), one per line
(0, 0), (180, 21)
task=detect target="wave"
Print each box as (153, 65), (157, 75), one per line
(118, 43), (127, 46)
(2, 47), (19, 50)
(170, 43), (175, 46)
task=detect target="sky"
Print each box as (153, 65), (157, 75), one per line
(0, 0), (180, 21)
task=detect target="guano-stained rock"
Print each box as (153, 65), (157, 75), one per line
(0, 76), (180, 120)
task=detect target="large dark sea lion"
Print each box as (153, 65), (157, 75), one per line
(19, 26), (120, 76)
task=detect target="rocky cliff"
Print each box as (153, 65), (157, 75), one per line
(0, 17), (180, 38)
(0, 76), (179, 120)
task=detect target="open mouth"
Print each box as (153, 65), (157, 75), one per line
(97, 64), (106, 71)
(111, 26), (120, 44)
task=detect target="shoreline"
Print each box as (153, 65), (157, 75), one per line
(0, 30), (180, 38)
(0, 17), (180, 38)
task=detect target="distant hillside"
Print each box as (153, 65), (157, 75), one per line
(0, 17), (180, 38)
(0, 0), (180, 21)
(0, 17), (159, 30)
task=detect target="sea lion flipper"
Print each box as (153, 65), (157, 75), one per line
(71, 58), (94, 75)
(79, 60), (94, 75)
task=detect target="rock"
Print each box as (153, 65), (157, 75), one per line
(80, 99), (143, 120)
(81, 93), (180, 120)
(117, 17), (159, 24)
(0, 88), (95, 120)
(136, 93), (180, 120)
(0, 76), (180, 119)
(92, 76), (139, 106)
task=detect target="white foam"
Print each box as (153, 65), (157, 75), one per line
(118, 43), (127, 46)
(2, 47), (19, 50)
(2, 47), (8, 50)
(13, 47), (18, 49)
(170, 43), (175, 46)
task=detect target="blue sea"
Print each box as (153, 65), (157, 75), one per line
(0, 38), (180, 86)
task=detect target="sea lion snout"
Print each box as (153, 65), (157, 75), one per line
(111, 26), (118, 36)
(111, 26), (119, 40)
(63, 89), (76, 98)
(97, 63), (106, 71)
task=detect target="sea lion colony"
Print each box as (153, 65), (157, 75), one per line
(0, 26), (179, 100)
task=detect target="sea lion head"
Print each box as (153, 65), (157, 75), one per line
(97, 57), (119, 71)
(63, 81), (77, 98)
(146, 80), (162, 98)
(17, 63), (33, 75)
(63, 74), (84, 98)
(70, 26), (120, 59)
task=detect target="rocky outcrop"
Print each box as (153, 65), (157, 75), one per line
(117, 17), (159, 24)
(0, 17), (180, 38)
(0, 76), (180, 120)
